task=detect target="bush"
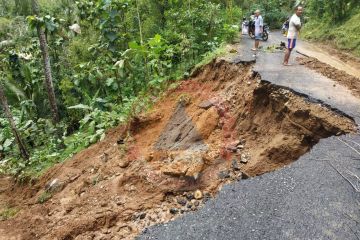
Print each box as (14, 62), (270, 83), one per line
(0, 17), (12, 39)
(302, 13), (360, 57)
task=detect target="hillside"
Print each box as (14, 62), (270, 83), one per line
(1, 0), (360, 239)
(0, 56), (357, 239)
(302, 13), (360, 57)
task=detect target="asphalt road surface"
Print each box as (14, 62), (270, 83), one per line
(138, 32), (360, 240)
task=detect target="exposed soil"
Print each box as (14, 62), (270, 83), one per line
(297, 56), (360, 98)
(321, 44), (360, 67)
(296, 40), (360, 79)
(0, 60), (356, 240)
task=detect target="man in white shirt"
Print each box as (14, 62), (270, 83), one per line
(251, 10), (263, 51)
(283, 6), (303, 66)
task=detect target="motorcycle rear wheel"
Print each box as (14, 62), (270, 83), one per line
(249, 31), (255, 39)
(262, 31), (269, 41)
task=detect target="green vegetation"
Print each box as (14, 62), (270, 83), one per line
(37, 191), (52, 203)
(193, 44), (229, 73)
(243, 1), (295, 29)
(302, 0), (360, 56)
(0, 207), (18, 220)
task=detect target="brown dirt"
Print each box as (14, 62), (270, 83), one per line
(0, 60), (356, 240)
(321, 44), (360, 66)
(297, 56), (360, 98)
(296, 40), (360, 79)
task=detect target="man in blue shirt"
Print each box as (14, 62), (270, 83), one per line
(251, 10), (263, 51)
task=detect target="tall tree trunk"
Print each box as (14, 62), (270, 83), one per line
(226, 0), (233, 23)
(31, 0), (60, 124)
(135, 0), (144, 44)
(0, 84), (30, 160)
(158, 0), (167, 29)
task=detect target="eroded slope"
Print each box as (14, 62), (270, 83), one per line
(0, 60), (356, 240)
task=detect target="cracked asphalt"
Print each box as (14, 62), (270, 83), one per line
(138, 33), (360, 240)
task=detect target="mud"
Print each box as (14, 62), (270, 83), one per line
(0, 60), (356, 240)
(297, 56), (360, 98)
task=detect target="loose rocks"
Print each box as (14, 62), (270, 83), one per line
(240, 154), (249, 164)
(176, 197), (187, 206)
(198, 100), (214, 110)
(119, 159), (130, 168)
(161, 151), (204, 179)
(185, 192), (194, 201)
(218, 170), (231, 180)
(45, 179), (64, 193)
(169, 208), (179, 215)
(231, 159), (240, 171)
(194, 190), (203, 200)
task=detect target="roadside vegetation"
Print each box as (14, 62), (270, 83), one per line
(302, 0), (360, 57)
(0, 207), (18, 221)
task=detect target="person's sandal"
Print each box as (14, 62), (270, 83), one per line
(283, 63), (292, 66)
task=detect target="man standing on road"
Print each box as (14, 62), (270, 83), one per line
(283, 6), (303, 66)
(251, 10), (263, 52)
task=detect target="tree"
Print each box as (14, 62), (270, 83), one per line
(14, 0), (32, 16)
(135, 0), (144, 44)
(0, 82), (29, 160)
(31, 0), (60, 123)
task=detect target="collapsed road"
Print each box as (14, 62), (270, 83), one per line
(138, 34), (360, 239)
(0, 34), (360, 240)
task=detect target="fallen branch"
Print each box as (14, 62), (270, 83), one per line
(295, 50), (310, 58)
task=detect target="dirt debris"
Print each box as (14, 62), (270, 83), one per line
(321, 44), (360, 68)
(0, 59), (356, 240)
(297, 56), (360, 98)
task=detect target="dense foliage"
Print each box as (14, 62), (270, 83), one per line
(302, 0), (360, 56)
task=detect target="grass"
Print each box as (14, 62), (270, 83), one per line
(302, 13), (360, 57)
(0, 129), (92, 182)
(195, 44), (229, 69)
(190, 42), (236, 77)
(0, 207), (18, 221)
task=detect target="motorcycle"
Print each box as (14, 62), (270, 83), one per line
(282, 19), (289, 36)
(241, 17), (249, 35)
(248, 19), (269, 41)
